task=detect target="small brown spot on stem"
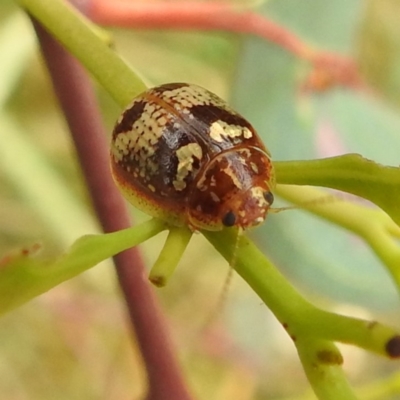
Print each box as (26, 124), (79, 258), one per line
(386, 336), (400, 358)
(316, 350), (343, 365)
(149, 275), (166, 287)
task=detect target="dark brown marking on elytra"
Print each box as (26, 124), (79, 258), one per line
(114, 100), (146, 135)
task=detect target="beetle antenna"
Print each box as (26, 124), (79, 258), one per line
(230, 226), (242, 269)
(269, 192), (342, 214)
(201, 227), (242, 332)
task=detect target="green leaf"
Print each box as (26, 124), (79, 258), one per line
(0, 219), (166, 315)
(275, 155), (400, 227)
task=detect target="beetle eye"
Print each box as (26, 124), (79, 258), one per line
(263, 191), (274, 205)
(222, 211), (236, 227)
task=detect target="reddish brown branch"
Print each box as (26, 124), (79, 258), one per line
(31, 18), (193, 400)
(90, 1), (307, 56)
(85, 0), (364, 91)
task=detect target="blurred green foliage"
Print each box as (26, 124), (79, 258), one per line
(1, 0), (400, 399)
(358, 0), (400, 108)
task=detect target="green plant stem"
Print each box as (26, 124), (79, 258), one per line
(18, 0), (146, 106)
(149, 226), (192, 287)
(205, 230), (362, 399)
(51, 219), (166, 277)
(0, 218), (167, 315)
(204, 229), (400, 358)
(275, 156), (400, 227)
(297, 339), (358, 400)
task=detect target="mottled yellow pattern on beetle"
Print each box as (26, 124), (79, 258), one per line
(112, 99), (174, 182)
(173, 143), (203, 191)
(158, 85), (235, 111)
(209, 120), (253, 143)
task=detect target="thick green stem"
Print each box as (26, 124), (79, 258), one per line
(0, 218), (167, 314)
(297, 339), (359, 400)
(149, 226), (192, 287)
(204, 229), (313, 325)
(18, 0), (146, 106)
(275, 156), (400, 227)
(204, 229), (400, 358)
